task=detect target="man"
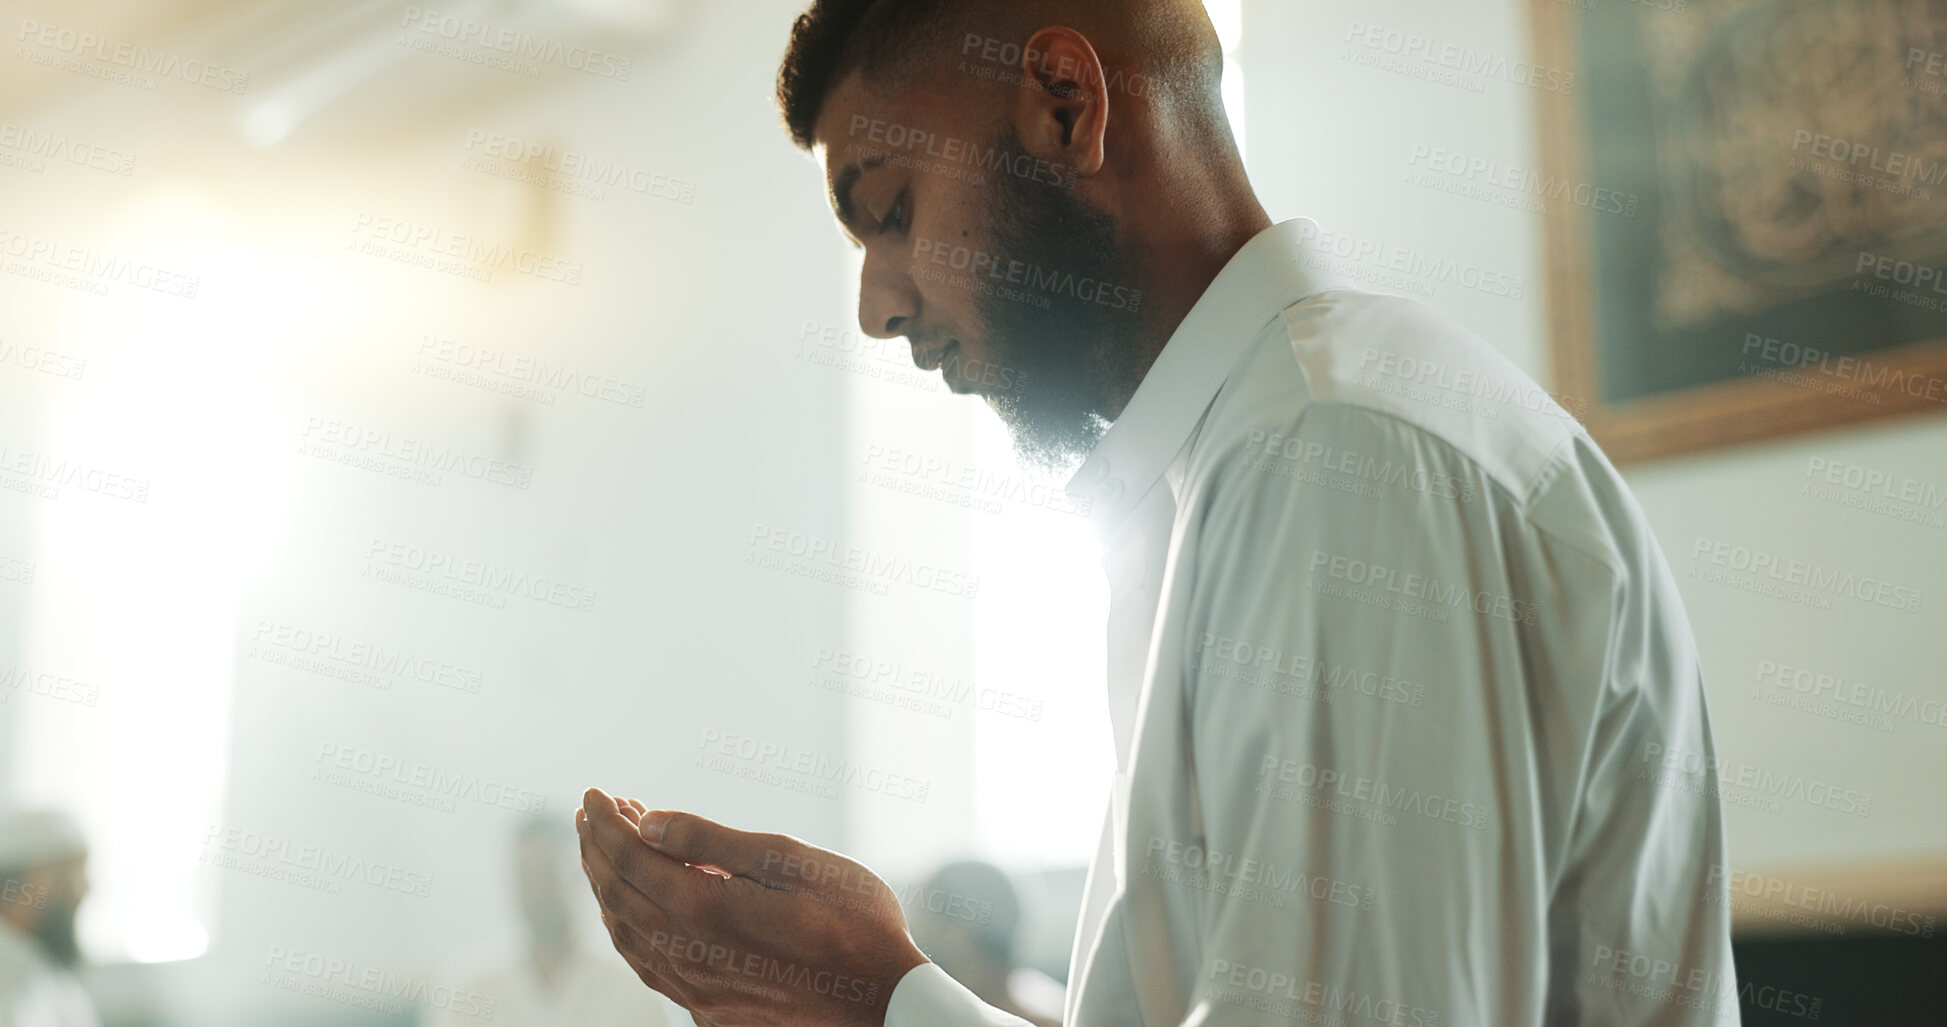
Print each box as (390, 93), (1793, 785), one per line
(577, 1), (1741, 1024)
(426, 821), (668, 1027)
(0, 810), (100, 1027)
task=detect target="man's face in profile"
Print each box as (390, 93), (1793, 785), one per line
(813, 68), (1148, 473)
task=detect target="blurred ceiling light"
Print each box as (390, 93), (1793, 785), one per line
(240, 0), (694, 147)
(242, 0), (494, 148)
(556, 0), (691, 35)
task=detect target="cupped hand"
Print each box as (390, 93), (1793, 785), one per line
(577, 787), (930, 1027)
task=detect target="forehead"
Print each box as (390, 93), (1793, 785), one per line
(812, 68), (988, 186)
(814, 72), (899, 185)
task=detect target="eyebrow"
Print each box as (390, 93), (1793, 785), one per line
(831, 152), (891, 236)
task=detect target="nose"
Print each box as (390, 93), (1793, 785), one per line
(858, 247), (919, 340)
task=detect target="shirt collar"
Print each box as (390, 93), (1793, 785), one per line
(1065, 218), (1337, 541)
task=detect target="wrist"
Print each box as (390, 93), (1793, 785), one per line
(864, 938), (931, 1025)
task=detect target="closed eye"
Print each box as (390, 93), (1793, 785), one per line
(878, 190), (909, 236)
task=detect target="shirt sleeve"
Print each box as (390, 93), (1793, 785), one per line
(1539, 439), (1743, 1026)
(884, 963), (1034, 1027)
(1145, 406), (1735, 1025)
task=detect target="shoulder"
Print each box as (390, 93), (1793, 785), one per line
(1184, 290), (1631, 579)
(1197, 291), (1579, 493)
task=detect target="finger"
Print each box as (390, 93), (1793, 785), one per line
(587, 840), (719, 1012)
(581, 789), (638, 895)
(580, 795), (739, 931)
(583, 785), (619, 816)
(638, 809), (797, 883)
(584, 815), (685, 933)
(596, 883), (754, 1022)
(576, 807), (605, 901)
(583, 787), (644, 829)
(583, 825), (675, 992)
(602, 913), (705, 1012)
(607, 925), (710, 1017)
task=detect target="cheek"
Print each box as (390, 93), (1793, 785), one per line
(907, 182), (995, 278)
(911, 260), (983, 329)
(909, 172), (982, 239)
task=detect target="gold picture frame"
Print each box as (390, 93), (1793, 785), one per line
(1529, 0), (1947, 464)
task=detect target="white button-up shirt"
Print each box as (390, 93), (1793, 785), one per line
(887, 219), (1740, 1026)
(0, 922), (99, 1027)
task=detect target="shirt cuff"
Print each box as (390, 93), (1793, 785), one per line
(885, 962), (1033, 1027)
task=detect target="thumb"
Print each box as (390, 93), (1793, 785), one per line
(637, 810), (785, 882)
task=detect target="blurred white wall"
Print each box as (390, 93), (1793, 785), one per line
(0, 0), (888, 1022)
(1240, 0), (1946, 879)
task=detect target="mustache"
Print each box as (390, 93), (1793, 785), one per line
(900, 325), (953, 349)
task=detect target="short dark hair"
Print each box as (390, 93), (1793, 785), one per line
(777, 0), (958, 151)
(775, 0), (1226, 152)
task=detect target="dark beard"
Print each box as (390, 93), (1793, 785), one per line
(34, 902), (82, 967)
(973, 128), (1150, 474)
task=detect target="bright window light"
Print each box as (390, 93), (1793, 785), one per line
(962, 0), (1247, 869)
(1223, 58), (1247, 161)
(1204, 0), (1243, 52)
(1207, 0), (1247, 160)
(12, 189), (292, 965)
(969, 418), (1112, 870)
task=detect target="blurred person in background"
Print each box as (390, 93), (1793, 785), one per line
(905, 861), (1062, 1027)
(425, 820), (666, 1027)
(0, 810), (99, 1027)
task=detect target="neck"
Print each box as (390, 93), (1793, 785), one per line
(1105, 157), (1271, 420)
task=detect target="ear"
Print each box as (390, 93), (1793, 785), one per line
(1009, 26), (1110, 177)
